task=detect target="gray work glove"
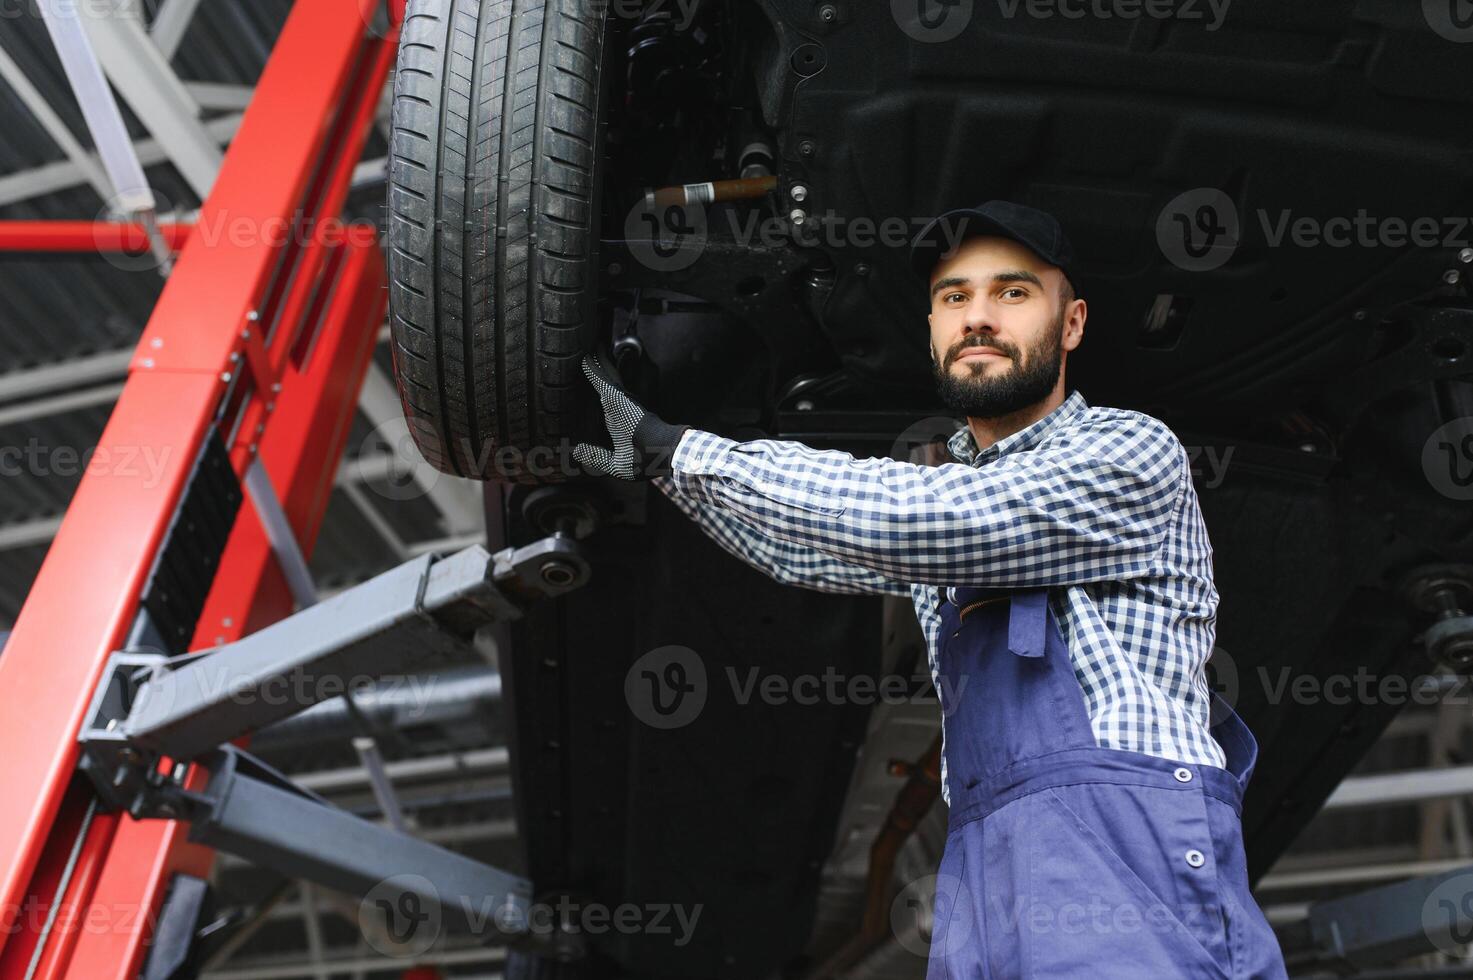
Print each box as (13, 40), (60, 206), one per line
(573, 351), (690, 480)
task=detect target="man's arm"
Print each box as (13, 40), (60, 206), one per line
(652, 473), (913, 596)
(667, 413), (1187, 589)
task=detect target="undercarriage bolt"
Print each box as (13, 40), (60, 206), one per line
(790, 184), (809, 203)
(790, 208), (808, 226)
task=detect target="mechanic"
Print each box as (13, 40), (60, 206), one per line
(572, 200), (1289, 978)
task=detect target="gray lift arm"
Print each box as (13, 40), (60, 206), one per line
(76, 535), (590, 952)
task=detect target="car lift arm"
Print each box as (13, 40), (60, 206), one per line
(75, 540), (588, 950)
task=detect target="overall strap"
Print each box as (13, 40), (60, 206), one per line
(945, 586), (1051, 659)
(1007, 588), (1049, 659)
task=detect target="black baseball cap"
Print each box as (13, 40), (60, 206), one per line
(910, 200), (1079, 296)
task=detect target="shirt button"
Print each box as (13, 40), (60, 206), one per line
(1185, 849), (1206, 868)
(1173, 767), (1193, 783)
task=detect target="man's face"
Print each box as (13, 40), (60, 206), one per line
(926, 236), (1085, 418)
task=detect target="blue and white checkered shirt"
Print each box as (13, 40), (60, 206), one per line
(652, 389), (1226, 804)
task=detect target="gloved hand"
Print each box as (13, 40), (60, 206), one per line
(572, 351), (690, 480)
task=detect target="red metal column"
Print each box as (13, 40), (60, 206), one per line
(0, 0), (400, 975)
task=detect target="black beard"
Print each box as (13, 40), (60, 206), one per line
(932, 312), (1064, 419)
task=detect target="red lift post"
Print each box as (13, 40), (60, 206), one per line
(0, 1), (403, 976)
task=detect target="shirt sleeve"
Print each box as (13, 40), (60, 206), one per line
(667, 416), (1187, 588)
(651, 472), (912, 597)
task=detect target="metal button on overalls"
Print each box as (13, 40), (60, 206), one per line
(923, 585), (1289, 979)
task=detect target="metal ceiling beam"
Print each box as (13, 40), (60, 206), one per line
(292, 747), (508, 795)
(0, 113), (242, 208)
(0, 516), (62, 552)
(1258, 855), (1473, 892)
(0, 349), (132, 405)
(201, 943), (506, 980)
(0, 381), (122, 428)
(0, 43), (112, 202)
(340, 480), (410, 561)
(182, 82), (254, 112)
(148, 0), (205, 60)
(1324, 765), (1473, 810)
(79, 1), (222, 200)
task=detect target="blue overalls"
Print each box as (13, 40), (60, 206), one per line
(924, 585), (1289, 979)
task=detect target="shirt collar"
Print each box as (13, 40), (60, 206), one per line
(945, 389), (1090, 466)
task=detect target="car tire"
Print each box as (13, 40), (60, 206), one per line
(387, 0), (609, 483)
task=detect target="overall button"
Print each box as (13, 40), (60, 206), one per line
(1185, 849), (1206, 869)
(1173, 767), (1193, 783)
